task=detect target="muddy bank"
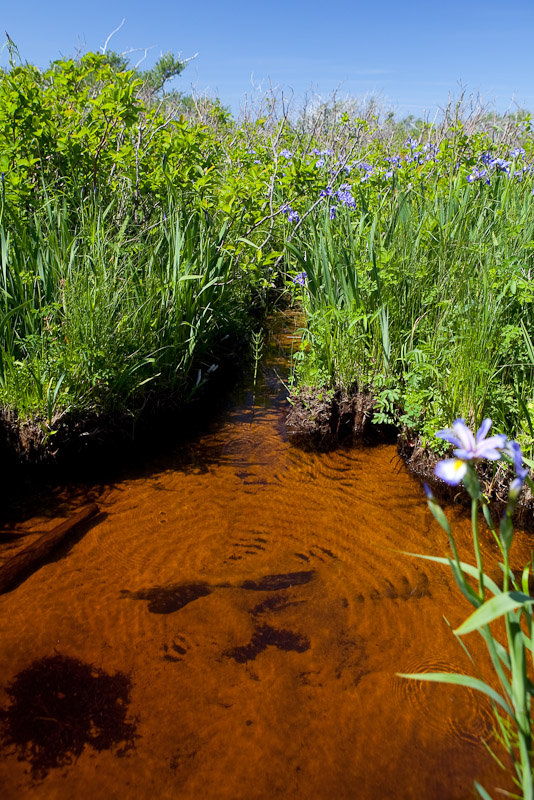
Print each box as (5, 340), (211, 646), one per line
(287, 386), (534, 529)
(286, 387), (397, 450)
(0, 338), (248, 487)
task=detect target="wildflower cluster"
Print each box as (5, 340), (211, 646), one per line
(281, 204), (299, 223)
(466, 167), (490, 184)
(359, 162), (375, 182)
(467, 149), (532, 184)
(311, 147), (333, 169)
(319, 182), (356, 218)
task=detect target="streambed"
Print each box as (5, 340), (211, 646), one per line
(0, 311), (527, 799)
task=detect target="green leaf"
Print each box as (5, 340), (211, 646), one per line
(398, 671), (513, 715)
(426, 496), (451, 535)
(401, 551), (502, 596)
(455, 591), (534, 636)
(474, 781), (493, 800)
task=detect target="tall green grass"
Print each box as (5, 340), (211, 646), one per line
(0, 194), (246, 429)
(287, 165), (534, 451)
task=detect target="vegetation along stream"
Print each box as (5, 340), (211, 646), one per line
(0, 311), (530, 799)
(3, 29), (534, 800)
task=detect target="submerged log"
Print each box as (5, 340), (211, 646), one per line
(0, 503), (99, 594)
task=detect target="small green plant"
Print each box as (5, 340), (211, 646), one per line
(251, 328), (264, 395)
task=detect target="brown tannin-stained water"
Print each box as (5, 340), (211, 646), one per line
(0, 311), (528, 799)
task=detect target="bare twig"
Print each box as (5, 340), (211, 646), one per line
(100, 19), (126, 55)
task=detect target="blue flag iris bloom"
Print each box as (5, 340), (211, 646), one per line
(434, 418), (507, 485)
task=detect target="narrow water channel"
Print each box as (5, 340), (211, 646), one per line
(0, 311), (528, 799)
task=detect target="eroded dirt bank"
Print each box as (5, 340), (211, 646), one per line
(287, 386), (534, 529)
(0, 336), (249, 489)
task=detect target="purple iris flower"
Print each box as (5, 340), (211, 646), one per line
(489, 157), (511, 174)
(336, 184), (356, 207)
(329, 205), (337, 220)
(467, 167), (490, 185)
(292, 272), (307, 286)
(434, 418), (507, 485)
(504, 440), (528, 483)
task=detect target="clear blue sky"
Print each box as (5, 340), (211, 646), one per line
(2, 0), (533, 118)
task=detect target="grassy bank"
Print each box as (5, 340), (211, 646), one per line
(0, 49), (271, 462)
(284, 122), (534, 459)
(3, 44), (534, 467)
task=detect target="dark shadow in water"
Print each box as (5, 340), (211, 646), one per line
(121, 583), (212, 614)
(0, 531), (39, 543)
(250, 594), (305, 616)
(224, 624), (311, 663)
(121, 572), (314, 615)
(239, 571), (314, 591)
(0, 654), (137, 778)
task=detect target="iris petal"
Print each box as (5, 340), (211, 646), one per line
(475, 435), (507, 460)
(453, 448), (473, 460)
(435, 429), (461, 447)
(476, 418), (492, 442)
(435, 459), (467, 486)
(451, 419), (476, 452)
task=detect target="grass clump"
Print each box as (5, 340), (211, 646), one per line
(285, 127), (534, 456)
(0, 196), (247, 432)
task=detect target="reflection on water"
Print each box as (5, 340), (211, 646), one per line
(0, 311), (526, 799)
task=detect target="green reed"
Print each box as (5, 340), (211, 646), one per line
(0, 193), (245, 426)
(287, 162), (534, 450)
(400, 424), (534, 800)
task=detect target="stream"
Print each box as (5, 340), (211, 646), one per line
(0, 310), (528, 799)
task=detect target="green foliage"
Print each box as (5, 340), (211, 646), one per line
(0, 195), (247, 422)
(2, 41), (534, 449)
(286, 142), (534, 451)
(0, 51), (221, 217)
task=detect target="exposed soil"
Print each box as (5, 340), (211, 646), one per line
(286, 387), (397, 450)
(287, 385), (534, 530)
